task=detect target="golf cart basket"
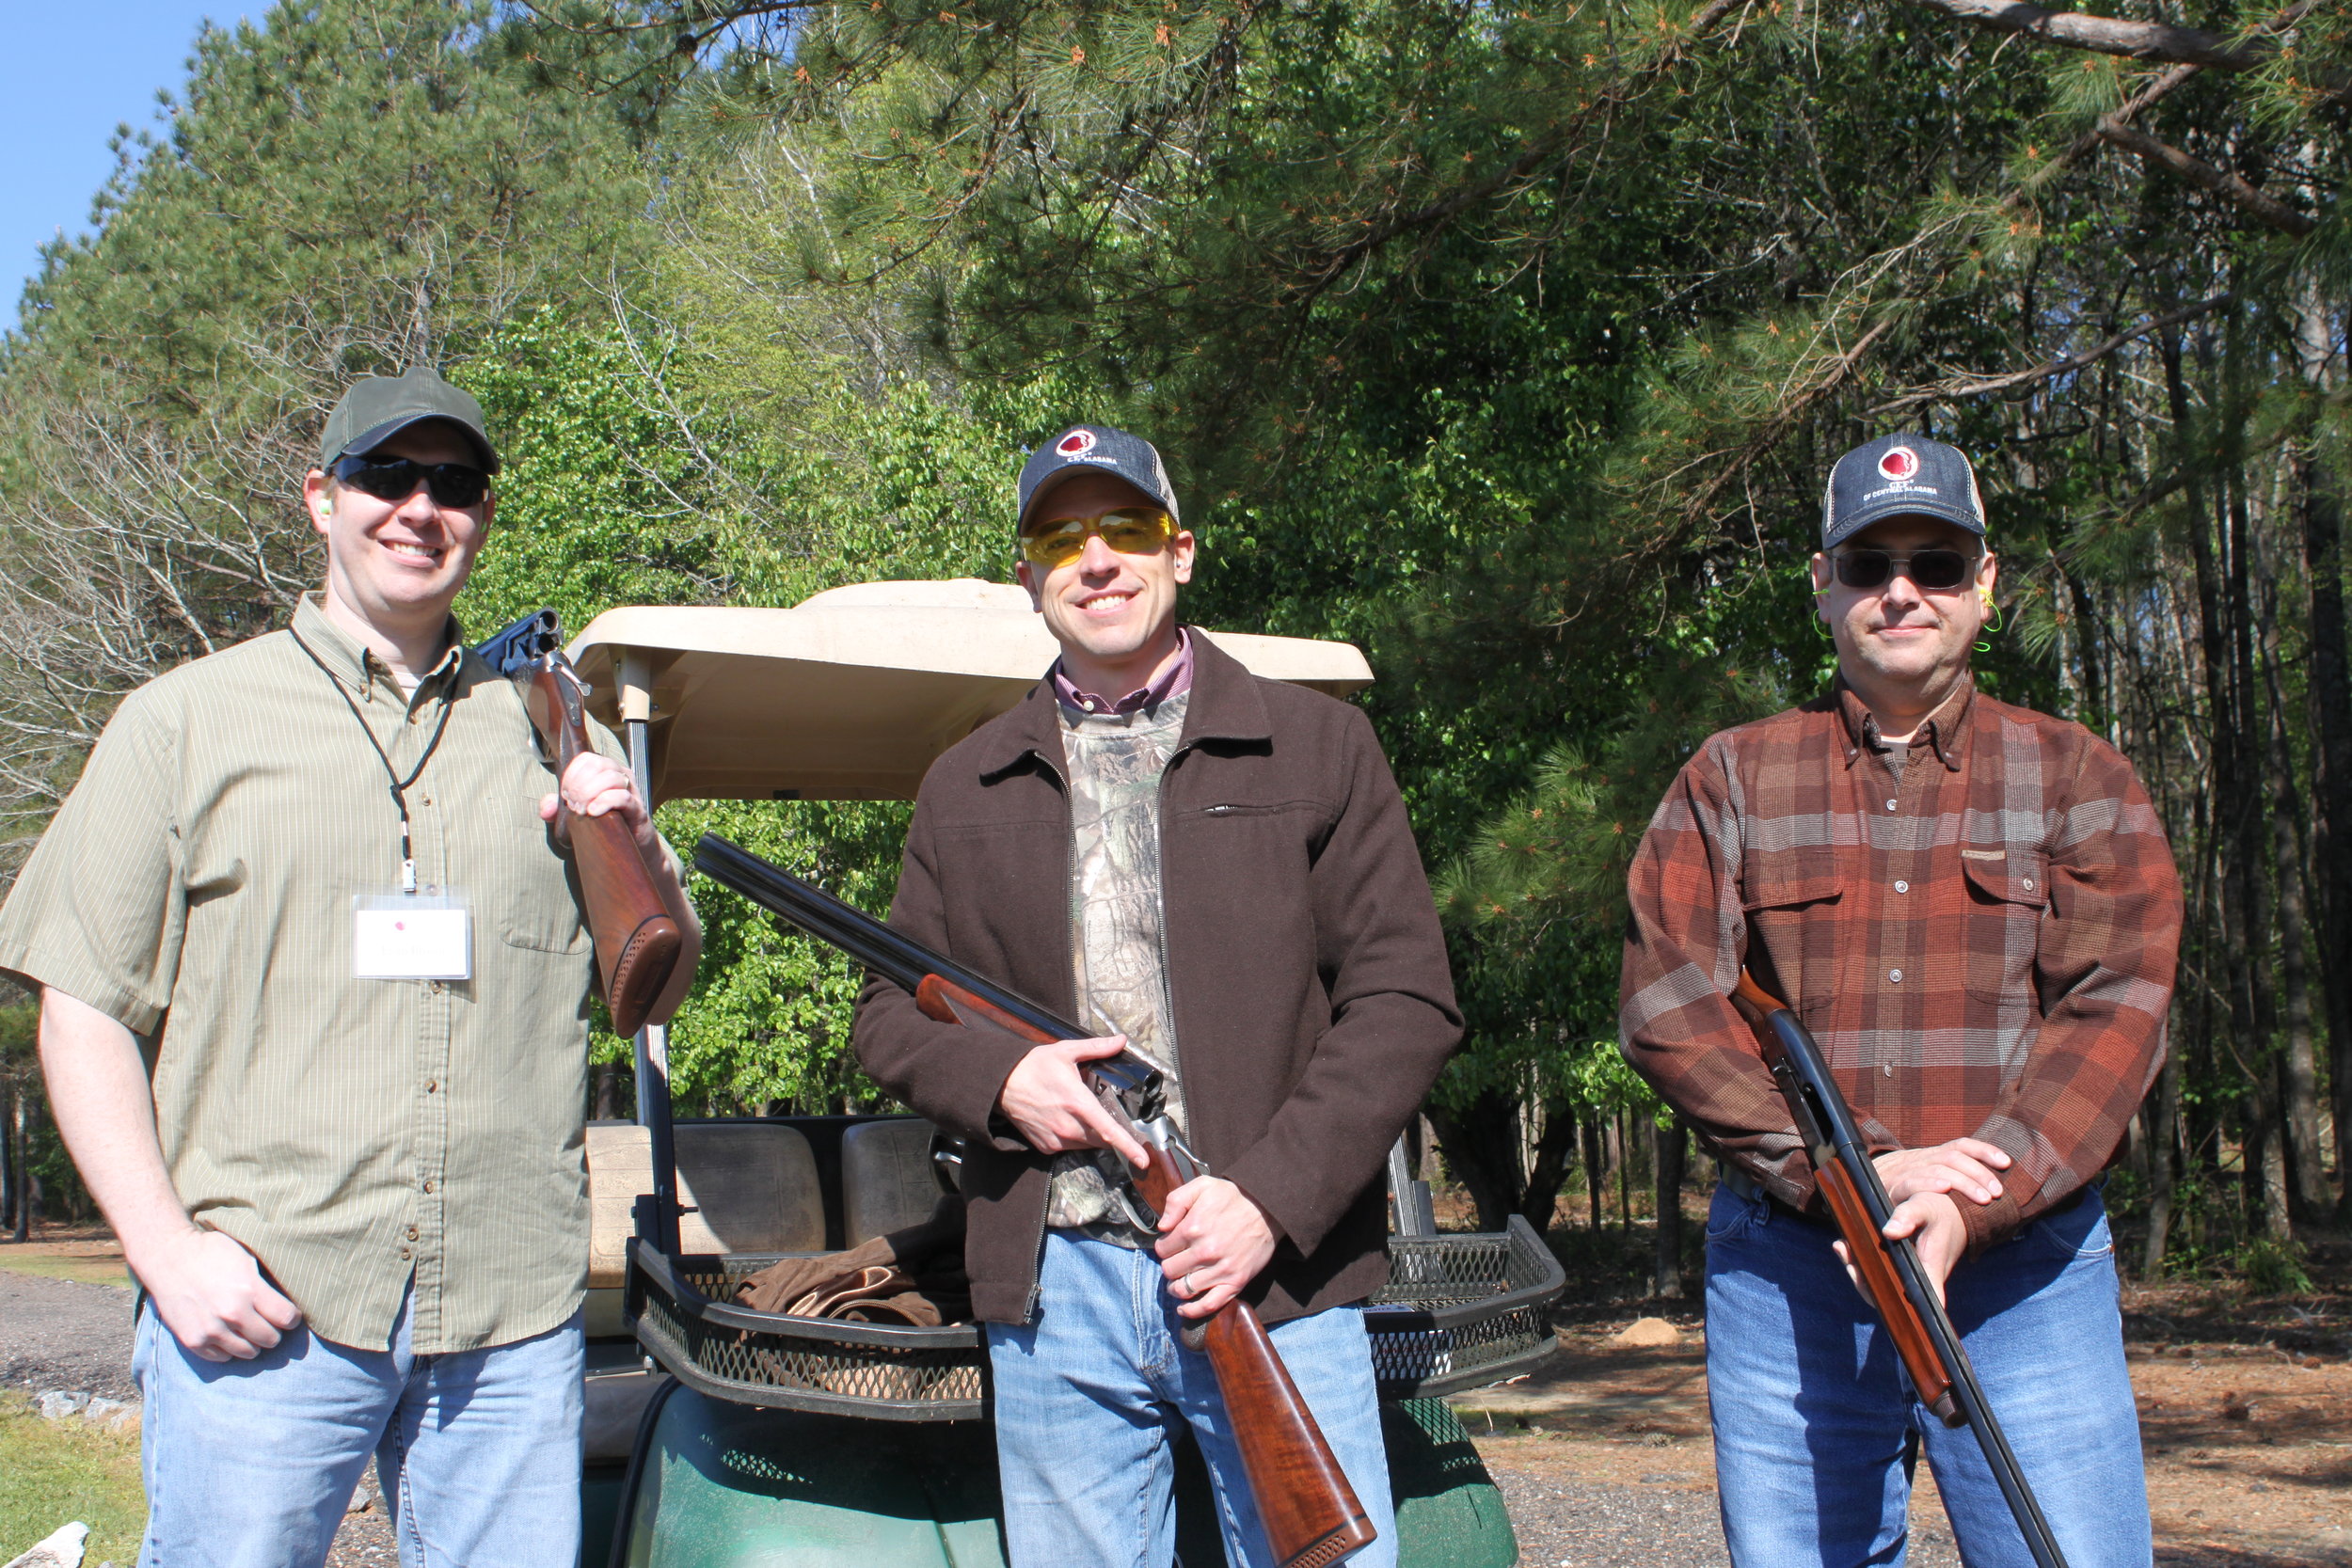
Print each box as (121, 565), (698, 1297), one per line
(626, 1213), (1561, 1422)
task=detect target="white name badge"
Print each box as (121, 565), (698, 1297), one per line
(354, 892), (472, 980)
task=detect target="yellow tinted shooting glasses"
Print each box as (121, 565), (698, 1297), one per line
(1020, 508), (1175, 569)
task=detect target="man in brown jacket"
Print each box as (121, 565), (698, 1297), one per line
(853, 423), (1460, 1568)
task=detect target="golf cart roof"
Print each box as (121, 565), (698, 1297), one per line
(567, 580), (1375, 804)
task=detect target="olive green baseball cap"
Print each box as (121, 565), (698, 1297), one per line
(317, 364), (501, 473)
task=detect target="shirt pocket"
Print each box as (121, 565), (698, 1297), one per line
(1739, 850), (1843, 1019)
(1959, 848), (2047, 1004)
(495, 795), (591, 956)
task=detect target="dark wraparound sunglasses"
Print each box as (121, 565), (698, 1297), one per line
(330, 453), (490, 509)
(1832, 547), (1978, 592)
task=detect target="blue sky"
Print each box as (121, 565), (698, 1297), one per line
(0, 2), (245, 325)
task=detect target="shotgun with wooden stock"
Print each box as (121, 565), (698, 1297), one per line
(476, 610), (683, 1038)
(1729, 970), (2069, 1568)
(695, 832), (1377, 1568)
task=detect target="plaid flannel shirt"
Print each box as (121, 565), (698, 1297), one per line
(1618, 677), (2182, 1253)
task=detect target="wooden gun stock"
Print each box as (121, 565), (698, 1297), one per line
(1728, 972), (1958, 1424)
(914, 974), (1377, 1568)
(519, 664), (681, 1037)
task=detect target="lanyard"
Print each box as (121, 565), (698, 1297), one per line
(291, 629), (458, 895)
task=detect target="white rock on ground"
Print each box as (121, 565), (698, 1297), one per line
(2, 1520), (89, 1568)
(33, 1391), (91, 1420)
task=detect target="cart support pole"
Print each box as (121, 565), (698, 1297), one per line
(619, 650), (681, 1258)
(1388, 1134), (1437, 1238)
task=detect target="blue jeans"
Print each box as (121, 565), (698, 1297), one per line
(985, 1230), (1397, 1568)
(1704, 1182), (2149, 1568)
(133, 1287), (584, 1568)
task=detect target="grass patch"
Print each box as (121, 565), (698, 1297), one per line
(0, 1391), (145, 1563)
(0, 1252), (133, 1288)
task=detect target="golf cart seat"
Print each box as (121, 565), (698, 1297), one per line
(839, 1117), (950, 1245)
(586, 1120), (826, 1337)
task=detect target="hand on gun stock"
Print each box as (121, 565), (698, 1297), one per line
(1848, 1139), (2012, 1300)
(1155, 1175), (1280, 1321)
(538, 752), (654, 847)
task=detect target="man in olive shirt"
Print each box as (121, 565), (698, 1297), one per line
(0, 367), (699, 1568)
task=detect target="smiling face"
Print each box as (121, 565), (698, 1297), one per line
(1810, 515), (1994, 730)
(1015, 468), (1194, 693)
(302, 420), (493, 647)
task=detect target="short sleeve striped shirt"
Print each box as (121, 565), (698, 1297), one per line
(1618, 678), (2183, 1252)
(0, 595), (625, 1352)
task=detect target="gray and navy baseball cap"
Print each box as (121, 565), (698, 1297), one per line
(1821, 433), (1984, 550)
(1016, 423), (1179, 531)
(318, 364), (501, 474)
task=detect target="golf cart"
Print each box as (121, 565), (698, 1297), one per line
(566, 579), (1564, 1567)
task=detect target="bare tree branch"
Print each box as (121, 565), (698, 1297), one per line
(2096, 120), (2320, 237)
(1873, 293), (2234, 415)
(1896, 0), (2283, 71)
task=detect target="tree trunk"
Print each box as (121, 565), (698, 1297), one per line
(2262, 546), (2329, 1218)
(1, 1081), (18, 1240)
(2142, 1007), (2185, 1276)
(1427, 1094), (1531, 1233)
(10, 1087), (33, 1243)
(1515, 1106), (1581, 1235)
(1581, 1117), (1604, 1232)
(1653, 1117), (1688, 1298)
(593, 1060), (620, 1122)
(2301, 458), (2352, 1223)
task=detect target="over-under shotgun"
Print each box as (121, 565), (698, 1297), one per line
(696, 832), (1377, 1568)
(1730, 971), (2068, 1568)
(477, 610), (682, 1038)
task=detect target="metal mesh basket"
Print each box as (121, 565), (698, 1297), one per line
(1363, 1216), (1564, 1400)
(628, 1214), (1563, 1420)
(628, 1244), (987, 1421)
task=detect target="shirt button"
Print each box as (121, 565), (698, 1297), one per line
(406, 1225), (420, 1241)
(1888, 968), (1903, 984)
(425, 1080), (438, 1093)
(2022, 878), (2035, 891)
(428, 980), (444, 995)
(421, 1180), (435, 1194)
(1893, 879), (1909, 894)
(1885, 799), (1898, 812)
(1882, 1064), (1893, 1077)
(399, 1246), (412, 1260)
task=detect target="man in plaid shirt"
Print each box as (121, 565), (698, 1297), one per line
(1621, 433), (2182, 1568)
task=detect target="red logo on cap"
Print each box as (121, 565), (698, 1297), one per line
(1878, 446), (1919, 483)
(1056, 429), (1097, 458)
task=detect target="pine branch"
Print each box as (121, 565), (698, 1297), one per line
(1872, 293), (2234, 415)
(2095, 121), (2319, 237)
(1672, 319), (1894, 541)
(1895, 0), (2287, 71)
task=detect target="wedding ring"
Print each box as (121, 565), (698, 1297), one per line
(1184, 1270), (1200, 1296)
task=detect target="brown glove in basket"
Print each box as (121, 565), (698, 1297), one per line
(736, 1193), (970, 1327)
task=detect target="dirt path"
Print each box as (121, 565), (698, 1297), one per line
(13, 1225), (2352, 1566)
(1459, 1303), (2352, 1568)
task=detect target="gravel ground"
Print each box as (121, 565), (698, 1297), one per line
(0, 1270), (137, 1401)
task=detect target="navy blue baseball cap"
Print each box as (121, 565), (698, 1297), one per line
(1821, 434), (1985, 550)
(1016, 424), (1180, 531)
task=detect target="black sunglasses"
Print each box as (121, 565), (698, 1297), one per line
(329, 453), (490, 509)
(1832, 547), (1978, 593)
